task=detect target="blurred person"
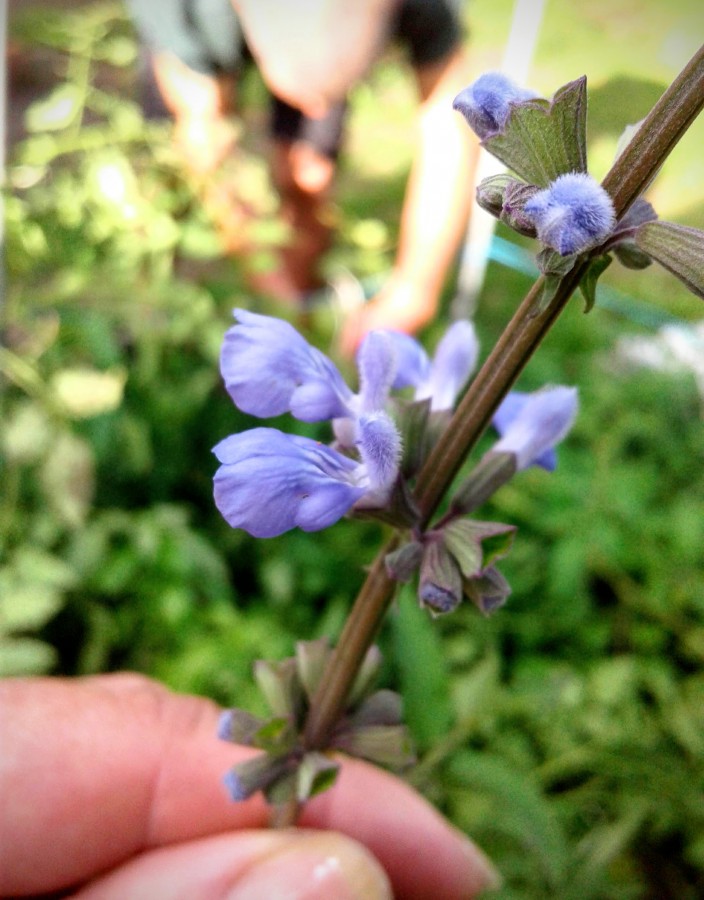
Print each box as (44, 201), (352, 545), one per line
(126, 0), (480, 353)
(0, 673), (499, 898)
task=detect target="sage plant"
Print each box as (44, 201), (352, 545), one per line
(214, 48), (704, 823)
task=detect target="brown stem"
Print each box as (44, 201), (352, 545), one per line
(602, 43), (704, 217)
(270, 797), (301, 829)
(298, 44), (704, 770)
(303, 539), (397, 749)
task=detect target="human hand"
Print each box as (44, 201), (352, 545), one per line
(338, 275), (439, 357)
(0, 673), (499, 899)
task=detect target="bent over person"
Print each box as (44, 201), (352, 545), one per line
(126, 0), (480, 352)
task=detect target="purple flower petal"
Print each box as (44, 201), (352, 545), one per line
(356, 412), (401, 495)
(213, 427), (365, 537)
(524, 173), (616, 255)
(374, 330), (431, 391)
(453, 72), (538, 139)
(357, 331), (398, 413)
(416, 321), (479, 411)
(374, 323), (478, 410)
(220, 309), (353, 421)
(492, 387), (578, 470)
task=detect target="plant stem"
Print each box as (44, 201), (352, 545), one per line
(303, 538), (397, 748)
(299, 44), (704, 763)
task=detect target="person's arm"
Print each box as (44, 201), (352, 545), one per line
(339, 47), (480, 354)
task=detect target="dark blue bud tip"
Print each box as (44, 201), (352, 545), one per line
(420, 584), (462, 616)
(223, 769), (248, 802)
(217, 710), (233, 742)
(478, 594), (508, 616)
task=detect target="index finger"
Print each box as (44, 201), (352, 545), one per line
(0, 673), (495, 898)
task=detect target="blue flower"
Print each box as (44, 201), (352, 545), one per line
(523, 173), (616, 255)
(354, 412), (402, 506)
(220, 309), (353, 422)
(381, 321), (479, 411)
(213, 428), (367, 537)
(453, 72), (538, 139)
(214, 312), (476, 536)
(492, 387), (578, 470)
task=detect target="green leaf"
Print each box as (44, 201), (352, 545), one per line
(254, 658), (304, 720)
(449, 751), (570, 888)
(0, 637), (57, 676)
(392, 585), (453, 750)
(443, 519), (516, 579)
(351, 689), (404, 727)
(296, 752), (339, 801)
(613, 242), (652, 270)
(537, 248), (580, 277)
(335, 724), (415, 769)
(251, 717), (297, 754)
(635, 220), (704, 300)
(25, 84), (82, 133)
(0, 584), (63, 633)
(295, 638), (331, 703)
(384, 540), (423, 582)
(579, 254), (613, 313)
(532, 250), (581, 315)
(39, 432), (95, 528)
(483, 77), (588, 186)
(395, 397), (432, 477)
(347, 645), (383, 709)
(451, 452), (518, 515)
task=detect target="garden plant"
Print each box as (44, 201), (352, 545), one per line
(3, 4), (704, 897)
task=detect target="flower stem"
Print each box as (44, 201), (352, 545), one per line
(299, 44), (704, 764)
(303, 537), (398, 749)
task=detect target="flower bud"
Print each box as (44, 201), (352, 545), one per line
(453, 71), (538, 139)
(492, 387), (578, 471)
(524, 172), (616, 255)
(224, 753), (296, 802)
(463, 566), (512, 616)
(476, 173), (516, 217)
(501, 180), (541, 236)
(385, 540), (423, 582)
(418, 536), (463, 616)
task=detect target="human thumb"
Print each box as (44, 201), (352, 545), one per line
(75, 829), (392, 900)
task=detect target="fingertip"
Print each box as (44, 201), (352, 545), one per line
(74, 830), (391, 900)
(302, 757), (499, 898)
(226, 831), (392, 900)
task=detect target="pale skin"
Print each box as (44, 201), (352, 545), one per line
(0, 674), (498, 899)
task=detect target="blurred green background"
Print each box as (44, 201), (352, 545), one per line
(3, 1), (704, 897)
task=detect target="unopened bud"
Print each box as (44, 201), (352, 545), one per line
(418, 536), (463, 616)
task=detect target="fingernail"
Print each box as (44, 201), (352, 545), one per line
(226, 832), (392, 900)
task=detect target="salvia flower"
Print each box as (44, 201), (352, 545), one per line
(382, 320), (479, 411)
(523, 172), (616, 256)
(214, 311), (478, 536)
(220, 308), (353, 422)
(452, 71), (538, 139)
(492, 386), (578, 471)
(218, 640), (414, 805)
(213, 428), (368, 538)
